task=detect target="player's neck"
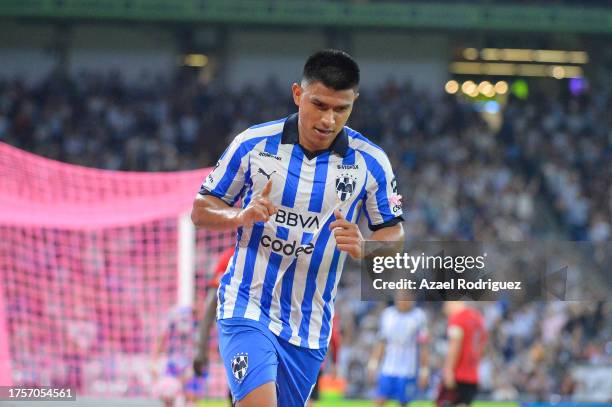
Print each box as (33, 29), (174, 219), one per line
(297, 123), (335, 158)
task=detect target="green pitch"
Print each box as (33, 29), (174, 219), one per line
(197, 400), (519, 407)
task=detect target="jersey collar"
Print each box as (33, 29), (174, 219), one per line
(281, 113), (349, 158)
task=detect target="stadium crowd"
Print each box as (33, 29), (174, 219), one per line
(1, 70), (610, 402)
(501, 94), (612, 241)
(0, 72), (539, 241)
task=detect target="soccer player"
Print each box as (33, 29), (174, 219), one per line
(193, 246), (235, 405)
(151, 305), (204, 407)
(191, 49), (404, 407)
(367, 294), (429, 407)
(193, 246), (235, 377)
(437, 301), (487, 407)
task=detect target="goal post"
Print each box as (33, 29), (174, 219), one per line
(0, 142), (234, 398)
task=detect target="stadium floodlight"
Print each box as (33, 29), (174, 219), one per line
(467, 48), (589, 64)
(444, 80), (459, 94)
(494, 81), (509, 94)
(461, 81), (477, 95)
(184, 54), (209, 67)
(552, 66), (566, 80)
(567, 51), (589, 64)
(450, 61), (583, 78)
(462, 48), (478, 61)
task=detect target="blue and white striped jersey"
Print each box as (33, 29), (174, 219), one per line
(378, 306), (428, 378)
(199, 113), (403, 349)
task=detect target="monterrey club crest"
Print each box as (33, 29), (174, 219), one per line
(231, 352), (248, 382)
(336, 174), (357, 202)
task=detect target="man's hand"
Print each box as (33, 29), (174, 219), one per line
(193, 352), (209, 377)
(418, 367), (430, 390)
(236, 180), (277, 227)
(443, 366), (456, 389)
(366, 358), (378, 384)
(329, 209), (363, 259)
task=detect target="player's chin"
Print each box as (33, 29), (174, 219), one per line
(312, 127), (335, 141)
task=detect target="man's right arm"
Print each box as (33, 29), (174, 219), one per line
(367, 339), (385, 380)
(191, 180), (277, 231)
(191, 195), (243, 230)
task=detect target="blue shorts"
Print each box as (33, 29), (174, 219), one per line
(184, 375), (206, 396)
(218, 317), (326, 406)
(377, 374), (417, 405)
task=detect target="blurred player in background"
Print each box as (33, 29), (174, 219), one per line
(193, 246), (235, 405)
(437, 301), (487, 407)
(152, 305), (205, 407)
(191, 49), (404, 406)
(367, 293), (429, 407)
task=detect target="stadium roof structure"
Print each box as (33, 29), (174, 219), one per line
(1, 0), (611, 34)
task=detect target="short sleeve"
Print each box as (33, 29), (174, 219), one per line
(207, 248), (234, 289)
(361, 150), (404, 231)
(447, 314), (464, 339)
(198, 132), (248, 206)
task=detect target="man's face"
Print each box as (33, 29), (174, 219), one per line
(395, 300), (413, 312)
(292, 81), (358, 152)
(444, 301), (462, 316)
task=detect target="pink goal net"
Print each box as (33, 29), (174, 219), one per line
(0, 142), (234, 398)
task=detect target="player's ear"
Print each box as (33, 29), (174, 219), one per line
(292, 83), (302, 106)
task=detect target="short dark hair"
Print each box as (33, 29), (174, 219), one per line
(302, 49), (360, 90)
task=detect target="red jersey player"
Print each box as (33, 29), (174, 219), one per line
(438, 301), (487, 407)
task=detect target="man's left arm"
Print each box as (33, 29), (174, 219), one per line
(371, 223), (404, 243)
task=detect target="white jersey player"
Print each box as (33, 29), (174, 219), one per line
(368, 297), (429, 407)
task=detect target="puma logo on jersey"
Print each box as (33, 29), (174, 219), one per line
(257, 168), (277, 180)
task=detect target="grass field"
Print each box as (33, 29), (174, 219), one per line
(197, 400), (519, 407)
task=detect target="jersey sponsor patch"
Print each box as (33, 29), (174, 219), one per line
(390, 194), (403, 213)
(259, 151), (283, 161)
(337, 164), (359, 170)
(274, 208), (320, 230)
(260, 234), (314, 257)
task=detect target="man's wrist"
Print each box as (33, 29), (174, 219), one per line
(231, 210), (244, 228)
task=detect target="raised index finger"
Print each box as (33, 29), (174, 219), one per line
(260, 179), (273, 197)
